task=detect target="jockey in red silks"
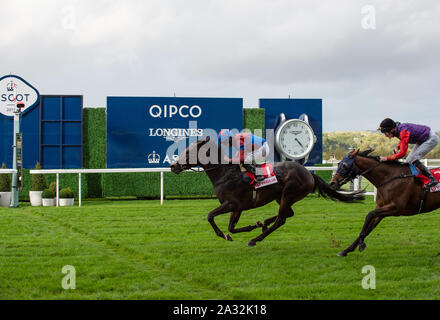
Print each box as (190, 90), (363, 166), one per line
(378, 118), (439, 188)
(218, 129), (270, 182)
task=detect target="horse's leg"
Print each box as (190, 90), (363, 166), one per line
(207, 201), (234, 241)
(247, 203), (294, 246)
(337, 216), (383, 256)
(338, 205), (395, 256)
(358, 216), (384, 252)
(262, 198), (290, 232)
(227, 211), (263, 237)
(262, 215), (278, 232)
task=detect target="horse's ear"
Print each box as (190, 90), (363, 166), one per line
(349, 149), (359, 159)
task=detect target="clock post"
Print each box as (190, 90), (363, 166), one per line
(10, 102), (24, 208)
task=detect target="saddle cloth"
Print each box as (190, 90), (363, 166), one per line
(245, 163), (278, 189)
(409, 164), (440, 192)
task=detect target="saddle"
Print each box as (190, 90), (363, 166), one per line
(243, 163), (278, 189)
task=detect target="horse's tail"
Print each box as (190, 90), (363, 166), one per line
(311, 173), (365, 203)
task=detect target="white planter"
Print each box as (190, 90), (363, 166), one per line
(0, 192), (11, 207)
(42, 198), (56, 207)
(59, 198), (74, 206)
(29, 191), (43, 206)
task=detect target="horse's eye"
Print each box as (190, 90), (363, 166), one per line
(341, 163), (348, 170)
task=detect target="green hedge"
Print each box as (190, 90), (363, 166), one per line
(83, 108), (106, 198)
(243, 108), (265, 137)
(19, 169), (89, 200)
(102, 172), (215, 198)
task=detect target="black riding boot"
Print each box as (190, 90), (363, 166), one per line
(242, 164), (265, 182)
(414, 160), (438, 189)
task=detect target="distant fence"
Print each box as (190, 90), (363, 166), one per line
(324, 159), (440, 166)
(23, 160), (440, 206)
(30, 166), (373, 207)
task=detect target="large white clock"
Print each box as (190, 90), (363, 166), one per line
(275, 118), (317, 161)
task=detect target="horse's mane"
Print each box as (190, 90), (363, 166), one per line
(357, 149), (380, 161)
(357, 149), (408, 167)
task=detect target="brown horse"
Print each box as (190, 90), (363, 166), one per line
(329, 149), (440, 256)
(170, 137), (364, 246)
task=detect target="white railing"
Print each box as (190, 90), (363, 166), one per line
(30, 166), (372, 207)
(0, 169), (17, 173)
(30, 168), (171, 207)
(28, 162), (440, 207)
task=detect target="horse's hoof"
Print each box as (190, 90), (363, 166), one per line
(255, 221), (263, 227)
(359, 243), (367, 252)
(247, 240), (257, 247)
(224, 234), (233, 241)
(337, 251), (347, 257)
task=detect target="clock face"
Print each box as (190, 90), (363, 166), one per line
(275, 119), (316, 160)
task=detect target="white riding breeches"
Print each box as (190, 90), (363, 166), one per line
(244, 142), (270, 164)
(406, 130), (439, 163)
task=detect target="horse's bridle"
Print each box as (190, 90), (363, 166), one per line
(336, 155), (382, 186)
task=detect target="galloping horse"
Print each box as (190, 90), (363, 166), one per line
(329, 149), (440, 256)
(170, 137), (364, 246)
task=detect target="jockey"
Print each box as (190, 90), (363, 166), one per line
(218, 129), (270, 182)
(378, 118), (439, 188)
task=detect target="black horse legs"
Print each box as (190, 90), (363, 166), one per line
(207, 201), (234, 240)
(338, 207), (391, 256)
(228, 211), (263, 235)
(247, 204), (294, 246)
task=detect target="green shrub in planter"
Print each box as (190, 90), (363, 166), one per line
(42, 189), (55, 199)
(31, 162), (46, 191)
(0, 163), (11, 192)
(59, 188), (74, 198)
(49, 182), (61, 193)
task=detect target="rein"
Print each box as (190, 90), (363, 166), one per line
(353, 159), (414, 189)
(375, 173), (414, 188)
(339, 161), (382, 186)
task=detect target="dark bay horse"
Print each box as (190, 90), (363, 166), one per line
(329, 149), (440, 256)
(170, 137), (364, 246)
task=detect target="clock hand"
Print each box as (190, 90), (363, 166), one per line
(295, 138), (304, 148)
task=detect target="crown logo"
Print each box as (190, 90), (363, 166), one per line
(147, 151), (161, 164)
(7, 81), (15, 92)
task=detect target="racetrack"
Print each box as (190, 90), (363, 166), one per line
(1, 196), (440, 299)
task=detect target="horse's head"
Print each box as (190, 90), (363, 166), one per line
(329, 149), (379, 190)
(170, 136), (220, 174)
(329, 149), (360, 190)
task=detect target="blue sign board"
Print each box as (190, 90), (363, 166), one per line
(39, 96), (83, 169)
(107, 97), (243, 168)
(0, 94), (83, 169)
(260, 98), (322, 165)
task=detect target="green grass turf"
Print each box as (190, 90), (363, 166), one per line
(1, 196), (440, 300)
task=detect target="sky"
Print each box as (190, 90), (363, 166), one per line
(1, 0), (439, 131)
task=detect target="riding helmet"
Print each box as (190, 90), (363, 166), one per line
(378, 118), (396, 133)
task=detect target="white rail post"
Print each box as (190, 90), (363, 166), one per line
(56, 173), (59, 207)
(160, 171), (164, 206)
(78, 173), (82, 207)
